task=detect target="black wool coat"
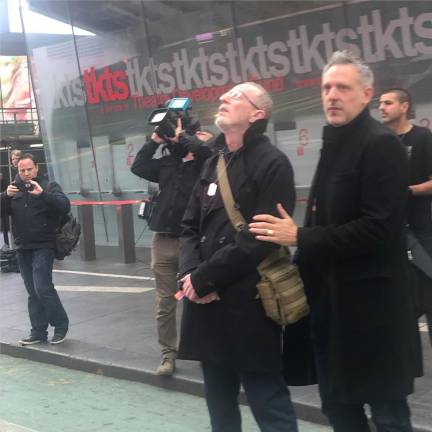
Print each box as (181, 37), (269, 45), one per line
(178, 120), (297, 373)
(297, 108), (422, 403)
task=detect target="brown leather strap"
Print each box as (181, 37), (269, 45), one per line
(216, 152), (246, 232)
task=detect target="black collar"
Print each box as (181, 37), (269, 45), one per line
(213, 119), (269, 153)
(322, 107), (370, 143)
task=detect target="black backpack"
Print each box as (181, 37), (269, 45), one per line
(54, 214), (81, 260)
(0, 249), (20, 273)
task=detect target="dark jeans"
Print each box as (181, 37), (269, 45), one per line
(1, 215), (9, 245)
(17, 248), (69, 339)
(202, 363), (298, 432)
(323, 399), (412, 432)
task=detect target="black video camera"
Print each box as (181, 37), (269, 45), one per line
(147, 98), (200, 141)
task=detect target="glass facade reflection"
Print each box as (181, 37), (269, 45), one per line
(16, 0), (432, 246)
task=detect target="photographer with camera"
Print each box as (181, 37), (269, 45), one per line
(131, 101), (213, 376)
(1, 153), (70, 345)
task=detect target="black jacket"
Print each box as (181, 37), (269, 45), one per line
(178, 120), (299, 373)
(1, 175), (70, 249)
(297, 108), (422, 402)
(131, 136), (212, 236)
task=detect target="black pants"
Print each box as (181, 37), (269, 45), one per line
(323, 399), (412, 432)
(1, 215), (9, 246)
(312, 311), (413, 432)
(415, 230), (432, 346)
(202, 363), (298, 432)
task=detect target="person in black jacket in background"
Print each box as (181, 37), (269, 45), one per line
(1, 153), (70, 345)
(131, 121), (213, 376)
(379, 88), (432, 347)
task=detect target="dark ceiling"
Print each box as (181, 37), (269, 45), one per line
(28, 1), (340, 35)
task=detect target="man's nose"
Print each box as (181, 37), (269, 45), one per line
(219, 93), (228, 102)
(327, 87), (339, 99)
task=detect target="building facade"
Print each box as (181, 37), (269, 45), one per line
(12, 0), (432, 246)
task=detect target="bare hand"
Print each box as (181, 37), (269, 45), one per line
(181, 274), (220, 304)
(195, 131), (213, 142)
(171, 118), (184, 144)
(249, 203), (298, 246)
(181, 273), (200, 302)
(151, 131), (165, 144)
(195, 291), (220, 304)
(6, 183), (19, 197)
(28, 180), (43, 196)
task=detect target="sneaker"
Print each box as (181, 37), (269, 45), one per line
(50, 330), (68, 345)
(1, 244), (10, 252)
(19, 335), (47, 346)
(156, 358), (175, 376)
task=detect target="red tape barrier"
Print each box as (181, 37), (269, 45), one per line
(71, 200), (141, 206)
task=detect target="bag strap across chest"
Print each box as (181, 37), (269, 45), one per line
(216, 152), (246, 232)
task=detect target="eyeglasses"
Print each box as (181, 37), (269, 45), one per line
(224, 88), (261, 110)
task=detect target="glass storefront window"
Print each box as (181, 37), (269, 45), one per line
(16, 0), (432, 246)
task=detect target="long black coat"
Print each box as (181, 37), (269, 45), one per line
(297, 109), (422, 403)
(178, 120), (297, 373)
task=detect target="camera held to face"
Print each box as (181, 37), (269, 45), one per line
(147, 98), (200, 141)
(12, 181), (34, 192)
(24, 182), (34, 192)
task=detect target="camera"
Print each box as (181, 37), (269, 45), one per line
(147, 98), (200, 140)
(24, 182), (34, 192)
(12, 181), (34, 192)
(138, 195), (158, 222)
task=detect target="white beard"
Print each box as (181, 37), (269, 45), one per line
(215, 115), (236, 133)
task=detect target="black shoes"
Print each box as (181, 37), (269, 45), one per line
(50, 329), (68, 345)
(19, 335), (47, 346)
(19, 329), (68, 346)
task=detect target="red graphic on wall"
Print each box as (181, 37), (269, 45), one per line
(83, 67), (129, 104)
(297, 128), (309, 156)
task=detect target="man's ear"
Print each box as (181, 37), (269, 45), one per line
(250, 110), (266, 123)
(364, 86), (374, 104)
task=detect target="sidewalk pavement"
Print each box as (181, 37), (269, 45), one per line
(1, 251), (431, 431)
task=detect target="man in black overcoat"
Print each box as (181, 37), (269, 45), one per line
(250, 51), (422, 431)
(178, 82), (301, 432)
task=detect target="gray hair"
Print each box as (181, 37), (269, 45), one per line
(242, 82), (273, 118)
(323, 50), (374, 88)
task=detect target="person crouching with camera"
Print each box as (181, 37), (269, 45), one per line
(131, 118), (213, 376)
(1, 153), (70, 345)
